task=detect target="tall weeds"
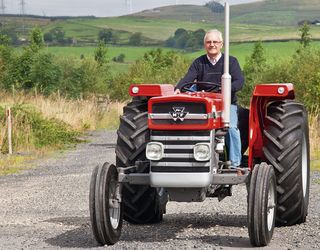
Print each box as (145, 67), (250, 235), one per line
(309, 112), (320, 160)
(0, 91), (124, 131)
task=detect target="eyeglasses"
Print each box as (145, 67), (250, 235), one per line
(205, 41), (222, 45)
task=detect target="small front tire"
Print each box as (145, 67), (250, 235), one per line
(89, 163), (123, 246)
(248, 163), (276, 247)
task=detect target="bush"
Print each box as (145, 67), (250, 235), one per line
(0, 29), (111, 99)
(262, 47), (320, 112)
(240, 41), (320, 112)
(0, 104), (79, 153)
(112, 53), (125, 63)
(30, 52), (62, 95)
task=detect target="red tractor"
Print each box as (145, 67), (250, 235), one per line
(89, 2), (310, 247)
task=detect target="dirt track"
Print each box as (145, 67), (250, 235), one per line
(0, 130), (319, 249)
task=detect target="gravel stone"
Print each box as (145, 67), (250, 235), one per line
(0, 130), (319, 249)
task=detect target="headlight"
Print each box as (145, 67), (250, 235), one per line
(193, 143), (211, 161)
(146, 142), (164, 161)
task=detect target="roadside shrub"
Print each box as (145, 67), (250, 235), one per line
(60, 57), (109, 99)
(0, 104), (79, 153)
(262, 47), (320, 112)
(30, 52), (62, 96)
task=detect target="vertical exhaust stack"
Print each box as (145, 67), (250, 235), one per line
(221, 1), (231, 128)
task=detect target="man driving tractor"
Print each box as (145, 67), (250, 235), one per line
(175, 29), (244, 172)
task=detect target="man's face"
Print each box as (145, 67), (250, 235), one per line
(204, 32), (223, 58)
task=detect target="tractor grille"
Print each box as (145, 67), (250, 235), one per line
(150, 102), (208, 125)
(150, 130), (211, 173)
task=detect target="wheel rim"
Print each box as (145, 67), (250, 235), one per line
(267, 178), (276, 231)
(302, 134), (308, 198)
(108, 178), (121, 229)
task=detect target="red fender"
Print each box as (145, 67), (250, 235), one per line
(248, 83), (295, 169)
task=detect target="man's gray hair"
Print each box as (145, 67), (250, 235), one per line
(203, 29), (223, 44)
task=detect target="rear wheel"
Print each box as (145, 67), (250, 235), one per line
(116, 98), (168, 224)
(263, 100), (310, 225)
(248, 163), (276, 247)
(89, 163), (123, 246)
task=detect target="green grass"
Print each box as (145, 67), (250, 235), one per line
(45, 45), (175, 61)
(0, 154), (36, 175)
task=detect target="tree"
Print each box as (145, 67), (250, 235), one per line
(193, 29), (206, 47)
(240, 41), (267, 106)
(94, 41), (108, 66)
(44, 32), (53, 43)
(50, 27), (66, 44)
(29, 27), (44, 52)
(205, 1), (224, 13)
(0, 34), (10, 45)
(98, 29), (113, 44)
(129, 32), (142, 46)
(174, 28), (188, 37)
(299, 22), (311, 48)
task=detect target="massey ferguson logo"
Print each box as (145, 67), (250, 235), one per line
(170, 107), (188, 121)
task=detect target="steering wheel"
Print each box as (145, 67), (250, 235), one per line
(181, 81), (221, 93)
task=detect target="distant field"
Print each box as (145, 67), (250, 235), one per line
(45, 46), (176, 61)
(45, 41), (320, 74)
(43, 16), (320, 43)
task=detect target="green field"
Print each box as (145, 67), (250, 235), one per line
(45, 41), (320, 74)
(45, 45), (162, 61)
(42, 16), (320, 43)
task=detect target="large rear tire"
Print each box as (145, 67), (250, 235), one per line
(263, 100), (310, 226)
(248, 162), (276, 247)
(116, 98), (168, 224)
(89, 163), (123, 246)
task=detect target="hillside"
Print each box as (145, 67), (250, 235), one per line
(1, 0), (320, 44)
(231, 0), (320, 26)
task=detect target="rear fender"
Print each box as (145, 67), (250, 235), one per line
(248, 83), (295, 169)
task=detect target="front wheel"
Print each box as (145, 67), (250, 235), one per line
(248, 163), (276, 247)
(89, 163), (123, 246)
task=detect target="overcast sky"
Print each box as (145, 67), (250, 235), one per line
(3, 0), (261, 17)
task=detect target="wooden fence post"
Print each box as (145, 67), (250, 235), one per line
(6, 107), (12, 155)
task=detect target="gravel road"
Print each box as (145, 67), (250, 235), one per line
(0, 130), (319, 250)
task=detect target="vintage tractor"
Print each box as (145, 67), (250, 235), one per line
(89, 2), (310, 247)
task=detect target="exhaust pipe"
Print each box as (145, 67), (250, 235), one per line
(221, 1), (231, 128)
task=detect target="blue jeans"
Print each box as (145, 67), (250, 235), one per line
(225, 104), (242, 167)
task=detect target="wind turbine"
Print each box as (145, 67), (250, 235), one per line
(20, 0), (26, 35)
(20, 0), (26, 15)
(0, 0), (5, 15)
(125, 0), (133, 14)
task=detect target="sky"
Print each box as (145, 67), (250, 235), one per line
(2, 0), (262, 17)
